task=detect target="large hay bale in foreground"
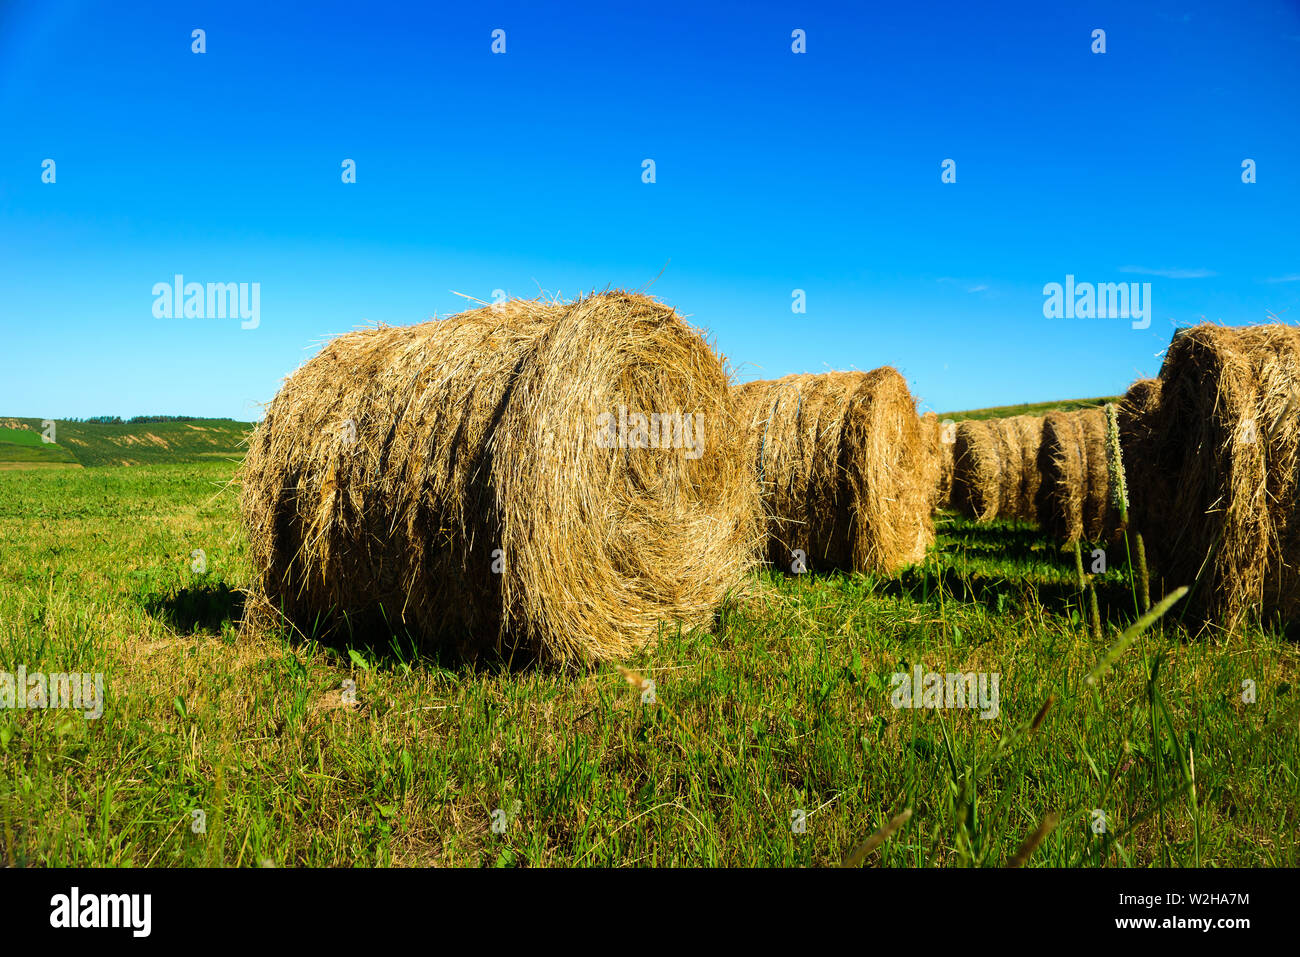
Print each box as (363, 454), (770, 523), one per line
(736, 369), (932, 574)
(951, 415), (1044, 522)
(1131, 324), (1300, 629)
(920, 411), (955, 510)
(1036, 407), (1113, 543)
(240, 292), (760, 664)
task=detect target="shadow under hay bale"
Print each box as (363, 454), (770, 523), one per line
(1130, 323), (1300, 631)
(143, 583), (244, 634)
(239, 292), (760, 665)
(735, 368), (933, 575)
(1036, 407), (1113, 544)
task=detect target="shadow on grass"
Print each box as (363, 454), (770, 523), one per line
(937, 518), (1046, 549)
(243, 599), (551, 675)
(935, 517), (1064, 567)
(879, 563), (1146, 625)
(143, 582), (244, 634)
(255, 598), (734, 675)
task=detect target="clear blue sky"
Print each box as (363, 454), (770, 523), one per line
(2, 0), (1297, 420)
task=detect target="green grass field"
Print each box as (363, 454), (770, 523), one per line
(1, 453), (1296, 867)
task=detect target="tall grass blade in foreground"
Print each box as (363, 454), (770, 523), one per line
(1086, 587), (1188, 686)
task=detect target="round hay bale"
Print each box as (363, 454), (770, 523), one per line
(1007, 414), (1046, 522)
(991, 418), (1023, 518)
(1132, 324), (1300, 629)
(1120, 378), (1162, 424)
(1036, 407), (1113, 543)
(938, 418), (957, 508)
(952, 419), (1001, 522)
(735, 368), (933, 574)
(239, 291), (760, 665)
(951, 415), (1043, 522)
(1117, 377), (1163, 525)
(920, 411), (955, 510)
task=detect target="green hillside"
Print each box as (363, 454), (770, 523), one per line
(0, 425), (80, 468)
(0, 418), (253, 468)
(939, 395), (1121, 422)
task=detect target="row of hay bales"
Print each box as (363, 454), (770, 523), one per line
(239, 294), (1300, 661)
(946, 323), (1300, 631)
(240, 292), (937, 666)
(949, 401), (1135, 544)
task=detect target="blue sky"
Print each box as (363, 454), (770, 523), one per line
(2, 0), (1298, 420)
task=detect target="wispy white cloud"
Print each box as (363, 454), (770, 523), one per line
(1265, 274), (1300, 283)
(935, 278), (989, 292)
(1119, 266), (1216, 279)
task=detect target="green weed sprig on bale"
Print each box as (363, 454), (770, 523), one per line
(1104, 403), (1128, 525)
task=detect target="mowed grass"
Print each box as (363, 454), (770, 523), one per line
(0, 461), (1297, 867)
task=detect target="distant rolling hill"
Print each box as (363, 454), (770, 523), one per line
(0, 418), (253, 468)
(939, 396), (1121, 422)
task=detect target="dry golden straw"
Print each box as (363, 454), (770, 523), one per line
(952, 415), (1044, 523)
(1116, 378), (1163, 516)
(1010, 414), (1046, 521)
(952, 420), (999, 521)
(239, 292), (759, 665)
(735, 369), (933, 574)
(1130, 323), (1300, 630)
(1036, 407), (1113, 543)
(1120, 377), (1162, 424)
(920, 411), (955, 510)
